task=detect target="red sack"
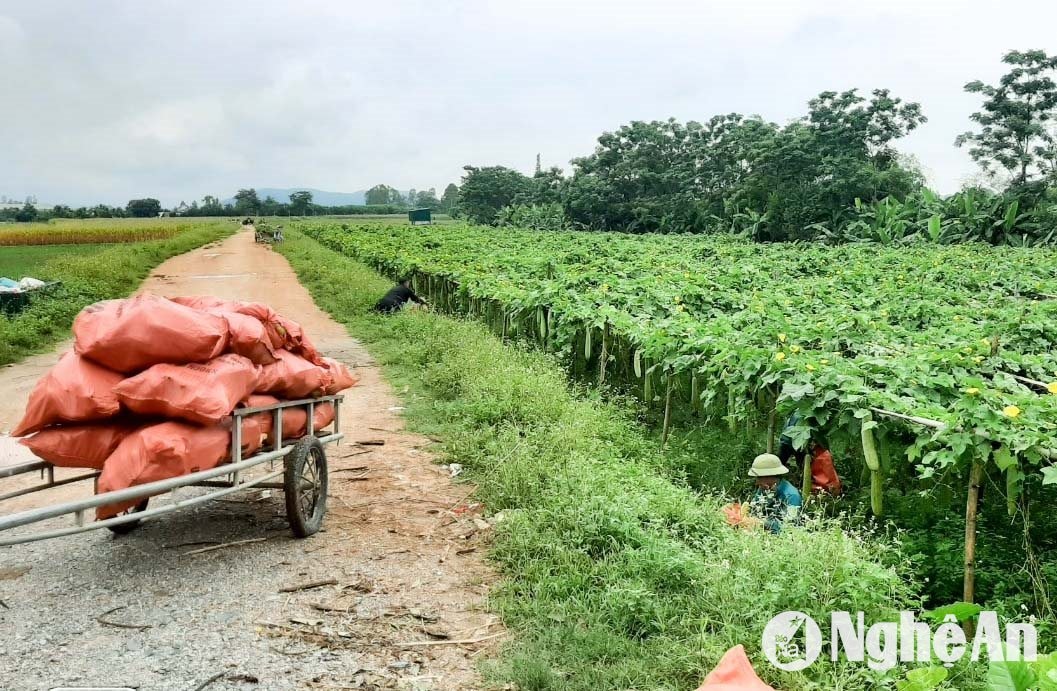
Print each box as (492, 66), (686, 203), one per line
(96, 421), (231, 519)
(20, 422), (138, 470)
(168, 296), (277, 366)
(696, 646), (775, 691)
(239, 394), (278, 439)
(114, 354), (259, 426)
(74, 294), (228, 373)
(811, 448), (843, 496)
(257, 350), (327, 399)
(12, 352), (124, 436)
(221, 312), (277, 365)
(237, 416), (264, 457)
(264, 402), (335, 444)
(321, 357), (358, 394)
(273, 315), (323, 365)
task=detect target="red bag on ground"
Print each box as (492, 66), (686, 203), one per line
(257, 350), (328, 399)
(811, 447), (843, 496)
(96, 421), (231, 519)
(321, 357), (358, 394)
(12, 352), (124, 436)
(114, 354), (259, 426)
(74, 294), (228, 373)
(20, 422), (138, 470)
(696, 645), (775, 691)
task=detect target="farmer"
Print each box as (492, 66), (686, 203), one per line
(747, 453), (802, 534)
(374, 278), (427, 314)
(776, 411), (802, 468)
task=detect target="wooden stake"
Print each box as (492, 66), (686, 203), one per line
(963, 460), (985, 636)
(598, 322), (610, 387)
(766, 388), (777, 454)
(662, 378), (673, 446)
(801, 451), (813, 500)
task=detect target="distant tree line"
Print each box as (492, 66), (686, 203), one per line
(3, 185), (463, 223)
(456, 50), (1057, 245)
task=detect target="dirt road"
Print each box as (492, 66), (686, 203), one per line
(0, 228), (500, 690)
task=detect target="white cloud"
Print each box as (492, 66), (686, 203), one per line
(1, 0), (1055, 205)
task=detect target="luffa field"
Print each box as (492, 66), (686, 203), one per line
(298, 219), (1057, 609)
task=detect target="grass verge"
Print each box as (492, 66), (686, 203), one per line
(278, 230), (931, 690)
(0, 220), (232, 365)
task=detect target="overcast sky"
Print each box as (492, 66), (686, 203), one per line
(2, 0), (1056, 206)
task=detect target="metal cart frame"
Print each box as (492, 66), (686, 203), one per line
(0, 394), (343, 547)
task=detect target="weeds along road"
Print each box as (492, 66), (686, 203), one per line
(0, 227), (500, 690)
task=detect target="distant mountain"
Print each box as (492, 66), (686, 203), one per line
(224, 187), (367, 206)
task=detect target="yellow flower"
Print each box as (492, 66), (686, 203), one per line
(601, 284), (609, 293)
(1002, 405), (1021, 418)
(775, 352), (786, 362)
(778, 333), (787, 343)
(674, 296), (682, 303)
(684, 272), (690, 279)
(820, 358), (830, 365)
(964, 387), (980, 396)
(1047, 382), (1057, 395)
(806, 364), (816, 372)
(790, 345), (802, 354)
(675, 304), (684, 312)
(981, 338), (991, 347)
(973, 356), (984, 364)
(953, 315), (963, 322)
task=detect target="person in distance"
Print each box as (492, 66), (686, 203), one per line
(373, 277), (427, 314)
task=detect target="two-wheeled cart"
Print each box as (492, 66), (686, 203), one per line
(0, 395), (343, 547)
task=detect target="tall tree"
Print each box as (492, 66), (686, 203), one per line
(458, 166), (534, 225)
(233, 188), (261, 214)
(289, 190), (313, 215)
(126, 198), (162, 217)
(365, 184), (397, 205)
(956, 50), (1057, 186)
(414, 188), (440, 208)
(440, 183), (460, 213)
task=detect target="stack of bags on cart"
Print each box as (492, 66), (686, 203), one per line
(12, 294), (358, 519)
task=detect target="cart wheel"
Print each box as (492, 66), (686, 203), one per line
(284, 436), (328, 538)
(106, 499), (149, 535)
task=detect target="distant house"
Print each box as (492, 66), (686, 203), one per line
(158, 211), (171, 218)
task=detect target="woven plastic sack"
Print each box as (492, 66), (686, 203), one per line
(96, 421), (231, 520)
(12, 352), (123, 436)
(321, 357), (358, 394)
(114, 354), (259, 426)
(695, 646), (775, 691)
(74, 294), (228, 373)
(20, 422), (138, 470)
(257, 350), (328, 399)
(168, 296), (277, 365)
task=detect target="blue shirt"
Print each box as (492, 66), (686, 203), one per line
(750, 479), (803, 534)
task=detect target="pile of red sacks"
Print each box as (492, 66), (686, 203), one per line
(13, 294), (358, 520)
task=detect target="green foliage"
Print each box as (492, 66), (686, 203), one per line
(897, 666), (949, 691)
(278, 229), (921, 690)
(0, 220), (231, 365)
(458, 165), (536, 225)
(957, 50), (1057, 185)
(125, 198), (161, 217)
(556, 88), (925, 239)
(495, 203), (570, 231)
(288, 190), (314, 215)
(233, 188), (261, 214)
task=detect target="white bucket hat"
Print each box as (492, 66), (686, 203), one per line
(749, 453), (789, 477)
